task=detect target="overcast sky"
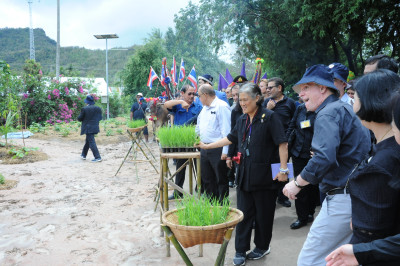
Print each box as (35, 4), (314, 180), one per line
(0, 0), (199, 49)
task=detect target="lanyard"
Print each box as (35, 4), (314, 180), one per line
(242, 108), (259, 143)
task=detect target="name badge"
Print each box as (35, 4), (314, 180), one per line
(300, 120), (311, 129)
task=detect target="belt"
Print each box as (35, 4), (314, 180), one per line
(326, 187), (348, 196)
(353, 226), (388, 238)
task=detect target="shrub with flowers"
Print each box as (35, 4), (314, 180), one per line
(19, 61), (96, 126)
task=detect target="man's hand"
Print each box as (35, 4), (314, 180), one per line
(283, 180), (301, 200)
(273, 172), (288, 182)
(325, 244), (359, 266)
(266, 99), (276, 110)
(226, 158), (232, 168)
(181, 101), (190, 111)
(195, 142), (209, 150)
(221, 153), (227, 160)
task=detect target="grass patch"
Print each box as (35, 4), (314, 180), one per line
(176, 193), (230, 226)
(127, 119), (147, 129)
(157, 126), (199, 147)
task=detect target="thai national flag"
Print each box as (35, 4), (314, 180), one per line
(170, 56), (177, 86)
(147, 67), (159, 89)
(179, 59), (185, 82)
(187, 65), (197, 91)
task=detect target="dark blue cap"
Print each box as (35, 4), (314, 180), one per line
(84, 95), (95, 105)
(198, 74), (214, 85)
(293, 64), (338, 93)
(328, 62), (349, 83)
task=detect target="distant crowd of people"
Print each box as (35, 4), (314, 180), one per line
(122, 54), (400, 266)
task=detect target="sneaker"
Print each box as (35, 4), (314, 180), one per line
(233, 252), (246, 266)
(247, 246), (270, 260)
(80, 155), (86, 160)
(91, 158), (102, 162)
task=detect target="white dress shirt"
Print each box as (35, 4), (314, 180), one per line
(340, 92), (353, 105)
(196, 97), (231, 154)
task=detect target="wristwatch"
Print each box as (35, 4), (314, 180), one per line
(279, 167), (290, 175)
(294, 176), (305, 189)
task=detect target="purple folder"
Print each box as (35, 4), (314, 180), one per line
(271, 163), (294, 179)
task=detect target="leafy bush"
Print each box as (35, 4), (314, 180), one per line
(157, 126), (199, 147)
(106, 129), (114, 136)
(127, 119), (147, 129)
(8, 147), (39, 159)
(176, 193), (230, 226)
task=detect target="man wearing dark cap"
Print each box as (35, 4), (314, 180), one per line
(328, 63), (352, 105)
(130, 92), (149, 142)
(198, 74), (229, 104)
(283, 64), (370, 266)
(78, 95), (103, 162)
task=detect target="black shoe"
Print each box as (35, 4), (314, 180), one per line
(247, 246), (270, 260)
(233, 252), (246, 266)
(290, 219), (308, 229)
(307, 214), (314, 223)
(277, 199), (291, 208)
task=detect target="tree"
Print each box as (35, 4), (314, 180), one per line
(197, 0), (397, 83)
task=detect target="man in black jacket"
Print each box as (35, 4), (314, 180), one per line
(78, 95), (103, 162)
(263, 77), (296, 208)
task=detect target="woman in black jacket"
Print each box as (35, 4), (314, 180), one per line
(326, 70), (400, 266)
(197, 82), (289, 266)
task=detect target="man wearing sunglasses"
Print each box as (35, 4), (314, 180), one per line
(262, 77), (296, 208)
(164, 84), (203, 199)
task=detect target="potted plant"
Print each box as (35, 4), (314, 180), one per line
(157, 126), (200, 152)
(126, 119), (147, 133)
(162, 193), (243, 248)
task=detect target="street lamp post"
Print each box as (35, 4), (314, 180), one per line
(94, 34), (119, 120)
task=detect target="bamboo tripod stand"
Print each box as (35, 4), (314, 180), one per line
(114, 126), (159, 179)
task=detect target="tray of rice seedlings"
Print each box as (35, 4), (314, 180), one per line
(126, 119), (147, 133)
(157, 126), (200, 152)
(162, 193), (243, 248)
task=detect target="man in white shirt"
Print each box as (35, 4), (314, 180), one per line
(196, 84), (231, 203)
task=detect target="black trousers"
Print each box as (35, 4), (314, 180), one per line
(81, 133), (100, 159)
(174, 159), (197, 196)
(235, 189), (278, 253)
(292, 157), (319, 222)
(200, 148), (228, 203)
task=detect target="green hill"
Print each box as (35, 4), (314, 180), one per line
(0, 28), (137, 85)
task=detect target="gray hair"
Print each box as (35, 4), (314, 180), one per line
(239, 82), (263, 106)
(199, 84), (216, 96)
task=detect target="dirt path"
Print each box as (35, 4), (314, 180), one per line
(0, 136), (315, 265)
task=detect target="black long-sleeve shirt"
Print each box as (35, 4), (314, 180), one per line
(286, 104), (315, 159)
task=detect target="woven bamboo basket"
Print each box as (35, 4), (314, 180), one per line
(127, 125), (147, 133)
(162, 207), (243, 248)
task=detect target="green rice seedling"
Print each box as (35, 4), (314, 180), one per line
(116, 128), (123, 135)
(175, 192), (230, 226)
(157, 126), (199, 148)
(127, 119), (147, 129)
(0, 173), (5, 184)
